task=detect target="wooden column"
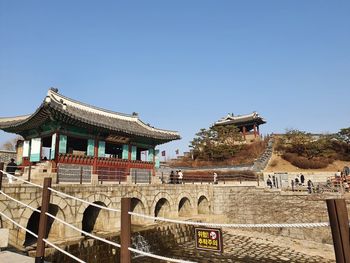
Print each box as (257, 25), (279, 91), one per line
(0, 162), (4, 191)
(35, 177), (52, 263)
(120, 198), (131, 263)
(93, 138), (98, 174)
(253, 124), (257, 138)
(242, 126), (246, 140)
(326, 199), (350, 263)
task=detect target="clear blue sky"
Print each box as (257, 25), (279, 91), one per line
(1, 1), (349, 158)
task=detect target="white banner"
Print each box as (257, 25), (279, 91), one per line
(23, 140), (30, 157)
(30, 138), (41, 162)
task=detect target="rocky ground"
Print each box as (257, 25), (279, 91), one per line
(133, 229), (335, 263)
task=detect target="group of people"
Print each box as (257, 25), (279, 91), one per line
(291, 174), (314, 193)
(266, 175), (278, 188)
(169, 170), (183, 184)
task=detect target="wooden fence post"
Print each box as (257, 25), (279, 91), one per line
(0, 162), (4, 191)
(28, 163), (32, 182)
(120, 198), (131, 263)
(80, 166), (83, 185)
(326, 199), (350, 263)
(35, 177), (52, 263)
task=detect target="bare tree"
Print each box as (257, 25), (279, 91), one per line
(1, 136), (23, 151)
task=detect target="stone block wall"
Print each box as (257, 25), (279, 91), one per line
(33, 223), (195, 263)
(212, 185), (350, 244)
(0, 150), (16, 165)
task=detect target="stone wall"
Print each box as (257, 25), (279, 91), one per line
(31, 223), (195, 263)
(0, 183), (212, 249)
(0, 150), (16, 165)
(212, 185), (350, 244)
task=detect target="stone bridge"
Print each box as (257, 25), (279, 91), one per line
(0, 184), (213, 249)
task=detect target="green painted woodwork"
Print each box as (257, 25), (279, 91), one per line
(59, 135), (67, 154)
(66, 125), (90, 137)
(87, 139), (95, 156)
(30, 138), (41, 162)
(155, 149), (160, 168)
(98, 141), (105, 158)
(122, 145), (129, 159)
(50, 133), (57, 160)
(131, 146), (137, 160)
(148, 148), (154, 162)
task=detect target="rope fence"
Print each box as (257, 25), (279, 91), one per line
(1, 167), (349, 262)
(128, 211), (330, 228)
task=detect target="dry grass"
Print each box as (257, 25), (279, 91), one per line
(171, 140), (267, 168)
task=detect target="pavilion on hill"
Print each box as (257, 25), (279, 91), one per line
(214, 112), (266, 143)
(0, 88), (180, 183)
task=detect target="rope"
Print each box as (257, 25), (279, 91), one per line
(48, 187), (120, 213)
(43, 239), (86, 263)
(0, 170), (43, 188)
(45, 212), (121, 248)
(128, 247), (197, 263)
(0, 211), (85, 263)
(128, 212), (330, 228)
(0, 190), (40, 213)
(0, 211), (38, 238)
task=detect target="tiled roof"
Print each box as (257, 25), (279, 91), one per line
(215, 112), (266, 126)
(0, 89), (180, 143)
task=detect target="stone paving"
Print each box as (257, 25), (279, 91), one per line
(134, 230), (336, 263)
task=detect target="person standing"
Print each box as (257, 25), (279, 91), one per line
(307, 179), (313, 194)
(169, 171), (175, 184)
(300, 174), (305, 185)
(178, 170), (183, 184)
(213, 172), (218, 184)
(6, 158), (17, 175)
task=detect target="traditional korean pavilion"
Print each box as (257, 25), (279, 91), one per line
(214, 112), (266, 142)
(0, 88), (180, 182)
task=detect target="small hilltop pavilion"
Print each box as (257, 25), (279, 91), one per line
(214, 112), (266, 143)
(0, 88), (180, 183)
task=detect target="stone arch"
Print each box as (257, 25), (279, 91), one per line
(178, 197), (193, 217)
(150, 192), (175, 217)
(19, 196), (68, 246)
(154, 198), (171, 217)
(198, 195), (210, 215)
(82, 201), (109, 233)
(24, 204), (61, 246)
(130, 198), (147, 225)
(77, 193), (113, 216)
(0, 202), (14, 230)
(77, 194), (114, 233)
(123, 190), (149, 214)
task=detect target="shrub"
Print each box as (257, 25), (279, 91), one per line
(270, 159), (278, 167)
(282, 153), (333, 169)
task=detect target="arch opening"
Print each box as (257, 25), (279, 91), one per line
(24, 204), (59, 246)
(154, 198), (170, 218)
(178, 197), (192, 217)
(131, 198), (146, 225)
(82, 201), (108, 234)
(198, 196), (210, 215)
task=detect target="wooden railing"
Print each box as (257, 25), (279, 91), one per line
(57, 154), (154, 169)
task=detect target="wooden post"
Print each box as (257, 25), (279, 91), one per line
(257, 174), (260, 186)
(148, 171), (151, 184)
(326, 199), (350, 263)
(135, 170), (137, 184)
(28, 163), (32, 182)
(56, 166), (60, 184)
(35, 177), (52, 263)
(0, 162), (4, 191)
(161, 172), (164, 184)
(120, 198), (131, 263)
(80, 166), (83, 185)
